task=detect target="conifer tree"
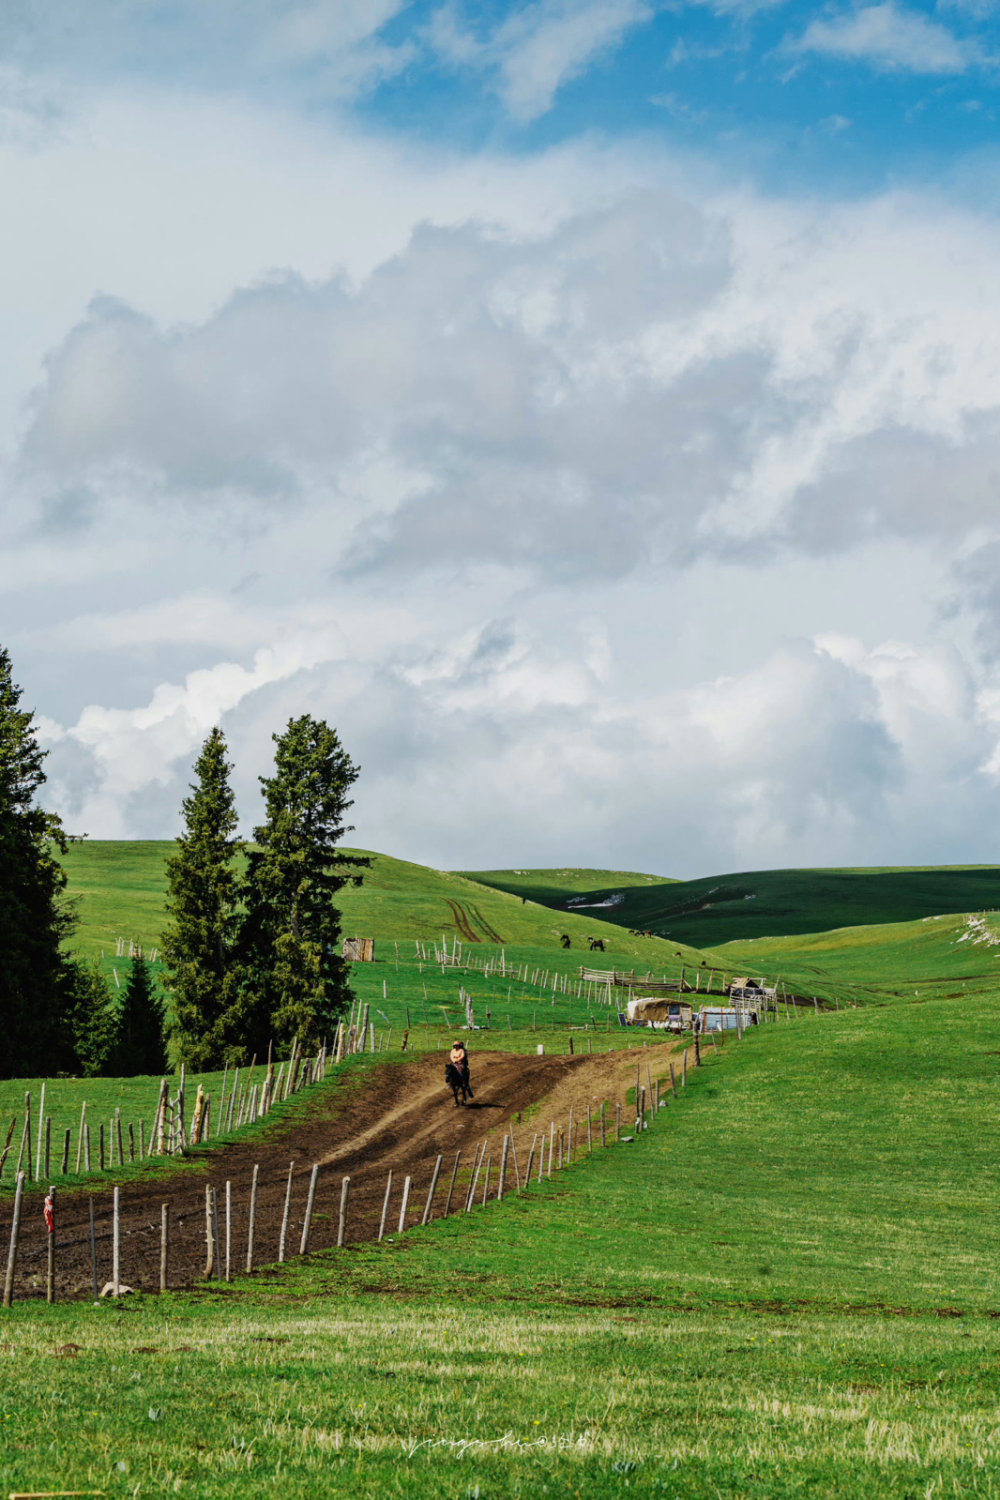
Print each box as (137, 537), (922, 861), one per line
(0, 646), (76, 1078)
(162, 728), (242, 1068)
(108, 955), (168, 1076)
(238, 716), (367, 1056)
(62, 959), (118, 1077)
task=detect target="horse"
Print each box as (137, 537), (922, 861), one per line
(445, 1060), (472, 1107)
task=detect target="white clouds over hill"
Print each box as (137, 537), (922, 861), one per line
(3, 86), (1000, 872)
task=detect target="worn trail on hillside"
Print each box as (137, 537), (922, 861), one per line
(5, 1041), (683, 1301)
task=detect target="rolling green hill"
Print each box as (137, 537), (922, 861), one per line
(707, 908), (1000, 1006)
(465, 862), (1000, 947)
(54, 841), (701, 976)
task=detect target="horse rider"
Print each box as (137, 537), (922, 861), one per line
(448, 1039), (473, 1097)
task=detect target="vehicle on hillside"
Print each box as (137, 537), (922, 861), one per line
(625, 997), (693, 1032)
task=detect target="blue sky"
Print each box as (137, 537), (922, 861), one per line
(2, 2), (1000, 876)
(7, 1), (998, 190)
(365, 0), (1000, 191)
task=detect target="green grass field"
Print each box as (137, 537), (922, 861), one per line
(466, 862), (1000, 946)
(3, 990), (1000, 1496)
(11, 839), (1000, 1493)
(707, 908), (1000, 1008)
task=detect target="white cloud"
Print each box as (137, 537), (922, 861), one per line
(788, 3), (974, 74)
(428, 0), (654, 121)
(4, 83), (1000, 871)
(35, 626), (1000, 874)
(16, 183), (1000, 579)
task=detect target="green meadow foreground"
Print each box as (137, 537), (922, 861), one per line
(4, 989), (1000, 1497)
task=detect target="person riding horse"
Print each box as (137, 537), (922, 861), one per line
(446, 1040), (473, 1105)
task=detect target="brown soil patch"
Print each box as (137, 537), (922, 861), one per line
(5, 1039), (688, 1302)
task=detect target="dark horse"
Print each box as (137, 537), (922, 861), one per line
(445, 1061), (473, 1107)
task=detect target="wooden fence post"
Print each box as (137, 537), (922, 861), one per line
(44, 1117), (51, 1178)
(225, 1182), (231, 1282)
(246, 1165), (259, 1273)
(61, 1129), (70, 1176)
(466, 1144), (485, 1211)
(76, 1103), (86, 1174)
(115, 1108), (123, 1167)
(35, 1085), (44, 1181)
(160, 1203), (168, 1292)
(23, 1093), (31, 1183)
(299, 1165), (320, 1254)
(99, 1124), (105, 1172)
(422, 1156), (443, 1225)
(204, 1185), (214, 1277)
(3, 1171), (24, 1308)
(90, 1198), (99, 1302)
(84, 1123), (91, 1172)
(337, 1176), (350, 1248)
(278, 1162), (295, 1262)
(398, 1176), (412, 1232)
(212, 1188), (221, 1280)
(509, 1132), (522, 1192)
(112, 1185), (120, 1296)
(443, 1153), (461, 1216)
(45, 1186), (56, 1303)
(497, 1137), (509, 1201)
(524, 1135), (536, 1185)
(378, 1171), (393, 1241)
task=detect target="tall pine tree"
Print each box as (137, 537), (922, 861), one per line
(108, 955), (168, 1076)
(162, 729), (242, 1068)
(0, 647), (76, 1078)
(238, 716), (367, 1056)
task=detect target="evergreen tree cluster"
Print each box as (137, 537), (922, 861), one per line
(163, 716), (366, 1067)
(0, 647), (169, 1079)
(0, 642), (362, 1079)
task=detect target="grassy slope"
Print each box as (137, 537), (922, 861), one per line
(4, 994), (1000, 1497)
(466, 862), (1000, 946)
(55, 841), (706, 983)
(709, 910), (1000, 1005)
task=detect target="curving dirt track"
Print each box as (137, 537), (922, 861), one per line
(4, 1042), (682, 1302)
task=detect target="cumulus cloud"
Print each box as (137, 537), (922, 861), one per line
(34, 625), (1000, 873)
(788, 3), (975, 74)
(4, 83), (1000, 872)
(17, 186), (1000, 581)
(0, 2), (411, 103)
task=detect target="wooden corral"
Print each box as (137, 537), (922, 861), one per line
(342, 937), (375, 962)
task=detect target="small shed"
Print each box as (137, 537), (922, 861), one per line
(626, 997), (693, 1031)
(342, 937), (375, 962)
(699, 1005), (758, 1032)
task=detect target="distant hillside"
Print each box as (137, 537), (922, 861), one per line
(54, 842), (704, 973)
(455, 866), (673, 907)
(462, 863), (1000, 948)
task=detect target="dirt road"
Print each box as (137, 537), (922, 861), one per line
(5, 1040), (684, 1301)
